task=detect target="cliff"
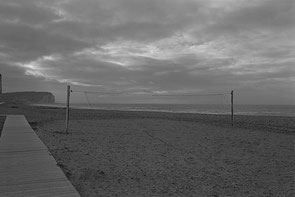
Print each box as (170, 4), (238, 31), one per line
(0, 92), (55, 104)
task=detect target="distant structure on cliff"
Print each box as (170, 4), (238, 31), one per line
(0, 73), (2, 94)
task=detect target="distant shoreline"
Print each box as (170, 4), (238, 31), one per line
(19, 103), (293, 135)
(2, 103), (293, 135)
(31, 103), (295, 118)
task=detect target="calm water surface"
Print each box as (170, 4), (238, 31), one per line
(49, 103), (295, 117)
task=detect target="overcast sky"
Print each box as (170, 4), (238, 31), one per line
(0, 0), (294, 104)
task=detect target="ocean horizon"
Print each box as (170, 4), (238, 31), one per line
(37, 103), (295, 117)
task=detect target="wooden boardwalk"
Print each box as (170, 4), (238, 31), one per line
(0, 115), (80, 197)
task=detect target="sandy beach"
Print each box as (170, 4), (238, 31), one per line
(0, 103), (294, 196)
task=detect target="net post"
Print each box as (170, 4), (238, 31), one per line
(231, 90), (234, 126)
(65, 85), (70, 134)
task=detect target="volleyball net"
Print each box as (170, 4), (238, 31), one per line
(65, 86), (234, 132)
(69, 89), (232, 114)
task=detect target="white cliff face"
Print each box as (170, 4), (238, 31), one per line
(38, 93), (55, 103)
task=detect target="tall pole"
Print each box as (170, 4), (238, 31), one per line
(231, 90), (234, 126)
(0, 73), (2, 94)
(65, 85), (70, 134)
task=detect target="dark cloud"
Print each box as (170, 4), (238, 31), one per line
(0, 0), (60, 25)
(55, 0), (206, 42)
(0, 21), (90, 61)
(197, 0), (295, 39)
(0, 0), (294, 104)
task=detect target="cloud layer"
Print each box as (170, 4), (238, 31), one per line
(0, 0), (294, 104)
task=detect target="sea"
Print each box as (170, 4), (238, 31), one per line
(41, 103), (295, 117)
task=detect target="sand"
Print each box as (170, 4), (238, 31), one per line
(0, 103), (294, 196)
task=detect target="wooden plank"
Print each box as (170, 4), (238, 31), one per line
(0, 115), (80, 197)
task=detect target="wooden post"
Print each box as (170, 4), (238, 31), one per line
(65, 85), (70, 134)
(0, 73), (2, 94)
(231, 90), (234, 126)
